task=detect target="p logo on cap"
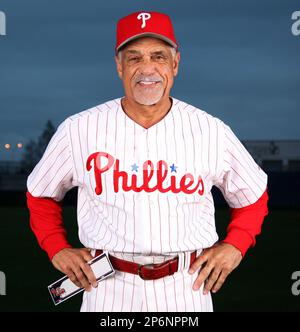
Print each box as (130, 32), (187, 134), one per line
(137, 12), (151, 28)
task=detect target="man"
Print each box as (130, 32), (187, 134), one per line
(27, 11), (269, 312)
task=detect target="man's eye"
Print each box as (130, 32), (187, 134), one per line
(128, 57), (139, 62)
(154, 55), (166, 60)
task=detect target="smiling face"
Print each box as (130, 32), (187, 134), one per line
(115, 37), (180, 106)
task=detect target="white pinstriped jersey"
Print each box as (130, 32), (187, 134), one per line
(27, 97), (268, 256)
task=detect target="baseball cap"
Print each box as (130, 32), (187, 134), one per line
(115, 11), (178, 54)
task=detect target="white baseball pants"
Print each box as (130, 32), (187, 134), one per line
(80, 250), (213, 312)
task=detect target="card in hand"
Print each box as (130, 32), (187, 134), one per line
(48, 252), (115, 305)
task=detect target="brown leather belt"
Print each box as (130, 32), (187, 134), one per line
(95, 250), (197, 280)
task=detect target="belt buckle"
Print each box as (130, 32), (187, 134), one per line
(138, 263), (155, 280)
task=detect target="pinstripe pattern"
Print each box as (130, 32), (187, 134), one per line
(27, 96), (267, 312)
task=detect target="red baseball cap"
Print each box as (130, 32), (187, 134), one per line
(115, 11), (178, 54)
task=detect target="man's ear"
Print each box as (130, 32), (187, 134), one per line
(173, 51), (180, 77)
(115, 55), (123, 80)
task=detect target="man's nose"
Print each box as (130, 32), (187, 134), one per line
(138, 57), (157, 76)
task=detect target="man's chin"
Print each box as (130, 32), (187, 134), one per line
(133, 94), (163, 106)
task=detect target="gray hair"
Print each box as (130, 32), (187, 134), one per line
(117, 46), (177, 62)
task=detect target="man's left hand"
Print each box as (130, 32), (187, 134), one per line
(188, 242), (242, 294)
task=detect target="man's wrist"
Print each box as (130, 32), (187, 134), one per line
(41, 233), (72, 261)
(222, 228), (253, 257)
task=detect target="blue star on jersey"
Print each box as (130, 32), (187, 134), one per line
(131, 163), (139, 172)
(170, 163), (177, 173)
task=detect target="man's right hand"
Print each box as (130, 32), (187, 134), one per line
(52, 248), (98, 292)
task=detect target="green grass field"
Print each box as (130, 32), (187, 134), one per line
(0, 206), (299, 312)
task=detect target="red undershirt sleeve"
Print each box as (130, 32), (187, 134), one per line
(222, 189), (269, 257)
(26, 192), (72, 261)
